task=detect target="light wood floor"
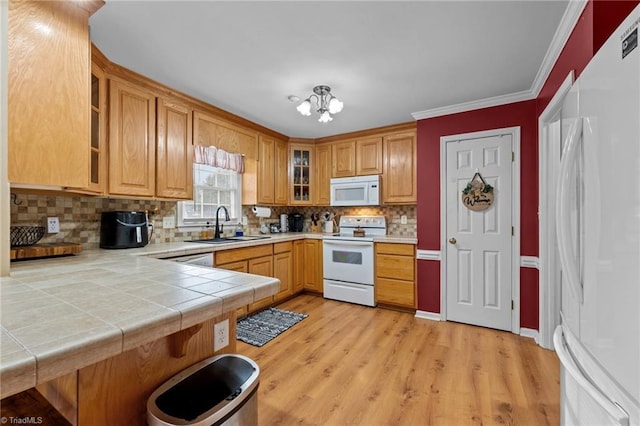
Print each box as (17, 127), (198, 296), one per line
(237, 295), (560, 426)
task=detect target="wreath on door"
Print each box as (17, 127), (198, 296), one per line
(461, 171), (494, 211)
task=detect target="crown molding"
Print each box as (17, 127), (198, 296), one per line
(530, 0), (588, 97)
(411, 0), (588, 121)
(411, 90), (533, 120)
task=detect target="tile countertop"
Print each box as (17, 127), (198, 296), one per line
(133, 232), (417, 260)
(0, 232), (416, 399)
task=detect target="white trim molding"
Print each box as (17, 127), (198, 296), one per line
(530, 0), (587, 98)
(520, 328), (540, 345)
(520, 256), (540, 269)
(537, 71), (576, 350)
(411, 0), (587, 121)
(416, 250), (440, 261)
(411, 90), (531, 121)
(415, 311), (441, 322)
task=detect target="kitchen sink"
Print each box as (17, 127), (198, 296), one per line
(225, 235), (271, 241)
(187, 235), (271, 244)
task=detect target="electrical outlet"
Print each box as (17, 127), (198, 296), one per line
(162, 216), (175, 229)
(47, 217), (60, 233)
(214, 319), (229, 351)
(400, 215), (407, 225)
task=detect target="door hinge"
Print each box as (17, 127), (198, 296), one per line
(511, 300), (514, 310)
(512, 151), (515, 162)
(511, 226), (514, 236)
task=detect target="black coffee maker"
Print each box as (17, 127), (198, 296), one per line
(288, 213), (304, 232)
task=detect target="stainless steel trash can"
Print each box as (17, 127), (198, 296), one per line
(147, 354), (259, 426)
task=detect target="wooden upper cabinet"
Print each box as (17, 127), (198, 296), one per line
(274, 139), (288, 205)
(356, 137), (383, 175)
(383, 131), (417, 204)
(8, 1), (94, 188)
(289, 144), (314, 205)
(314, 144), (332, 206)
(242, 136), (287, 206)
(86, 60), (108, 194)
(156, 98), (193, 199)
(192, 111), (258, 160)
(332, 141), (356, 177)
(108, 79), (157, 197)
(330, 137), (382, 178)
(257, 135), (276, 204)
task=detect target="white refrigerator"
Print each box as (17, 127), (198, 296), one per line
(554, 4), (640, 425)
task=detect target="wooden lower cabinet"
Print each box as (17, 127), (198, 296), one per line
(218, 260), (248, 273)
(292, 240), (305, 293)
(302, 239), (323, 293)
(215, 242), (298, 315)
(248, 255), (274, 312)
(375, 243), (416, 309)
(273, 242), (293, 301)
(215, 245), (272, 316)
(213, 240), (324, 313)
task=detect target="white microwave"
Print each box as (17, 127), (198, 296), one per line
(330, 175), (380, 206)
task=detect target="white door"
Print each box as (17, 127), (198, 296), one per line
(445, 131), (513, 331)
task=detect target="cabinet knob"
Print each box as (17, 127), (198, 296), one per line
(448, 237), (457, 245)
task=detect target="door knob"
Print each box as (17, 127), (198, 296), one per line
(448, 237), (457, 244)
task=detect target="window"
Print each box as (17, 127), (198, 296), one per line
(177, 164), (242, 228)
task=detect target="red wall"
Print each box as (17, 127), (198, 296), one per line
(417, 100), (538, 252)
(416, 100), (538, 326)
(415, 0), (638, 330)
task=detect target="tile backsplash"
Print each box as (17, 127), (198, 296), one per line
(9, 193), (416, 249)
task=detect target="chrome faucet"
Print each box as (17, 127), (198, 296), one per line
(214, 206), (230, 239)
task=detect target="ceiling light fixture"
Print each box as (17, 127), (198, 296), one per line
(296, 85), (344, 123)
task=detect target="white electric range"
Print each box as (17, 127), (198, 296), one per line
(322, 215), (386, 307)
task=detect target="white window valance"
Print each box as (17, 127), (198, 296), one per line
(194, 145), (245, 173)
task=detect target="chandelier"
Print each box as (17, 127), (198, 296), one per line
(296, 85), (344, 123)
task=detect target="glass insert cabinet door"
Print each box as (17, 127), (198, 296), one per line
(290, 145), (313, 205)
(88, 61), (107, 193)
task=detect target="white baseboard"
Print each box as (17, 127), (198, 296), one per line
(520, 327), (540, 344)
(415, 310), (441, 321)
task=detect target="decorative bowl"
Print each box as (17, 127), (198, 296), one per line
(10, 226), (46, 247)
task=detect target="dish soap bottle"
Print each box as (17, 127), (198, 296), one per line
(202, 222), (213, 239)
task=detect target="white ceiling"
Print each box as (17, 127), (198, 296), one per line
(89, 1), (570, 139)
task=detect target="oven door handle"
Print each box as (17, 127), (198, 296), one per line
(323, 240), (373, 247)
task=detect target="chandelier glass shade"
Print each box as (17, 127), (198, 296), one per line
(296, 85), (343, 123)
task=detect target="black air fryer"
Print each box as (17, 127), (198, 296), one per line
(100, 211), (149, 249)
(289, 213), (304, 232)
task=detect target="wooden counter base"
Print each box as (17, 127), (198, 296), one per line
(34, 313), (236, 425)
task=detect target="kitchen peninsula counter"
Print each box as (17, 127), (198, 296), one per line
(1, 233), (416, 423)
(0, 243), (281, 418)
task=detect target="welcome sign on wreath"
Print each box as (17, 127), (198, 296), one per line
(461, 171), (494, 211)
